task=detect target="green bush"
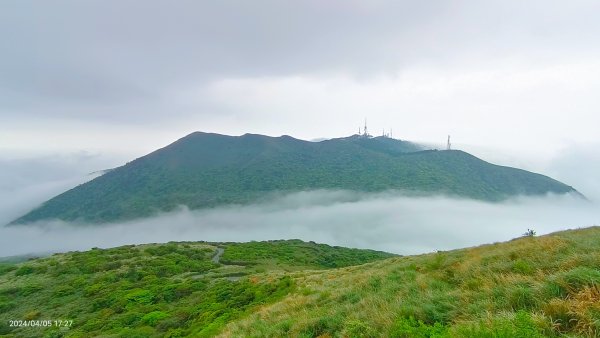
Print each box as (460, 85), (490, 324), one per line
(389, 316), (448, 338)
(300, 315), (344, 337)
(0, 300), (16, 313)
(452, 311), (544, 338)
(19, 283), (43, 296)
(125, 289), (155, 305)
(512, 260), (534, 275)
(509, 283), (536, 309)
(141, 310), (169, 326)
(0, 263), (16, 276)
(345, 320), (378, 338)
(15, 265), (36, 276)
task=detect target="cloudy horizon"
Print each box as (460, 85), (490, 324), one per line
(2, 1), (600, 160)
(1, 190), (598, 258)
(2, 1), (600, 257)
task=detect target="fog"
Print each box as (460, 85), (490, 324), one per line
(3, 191), (600, 258)
(1, 145), (599, 258)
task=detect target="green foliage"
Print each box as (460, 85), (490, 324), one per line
(11, 132), (576, 224)
(125, 289), (155, 305)
(0, 263), (16, 275)
(15, 264), (36, 276)
(452, 311), (544, 338)
(512, 259), (534, 274)
(19, 283), (43, 296)
(345, 320), (378, 337)
(299, 315), (344, 338)
(0, 239), (387, 337)
(224, 226), (600, 338)
(4, 227), (600, 337)
(0, 299), (16, 313)
(390, 316), (449, 338)
(221, 239), (395, 269)
(141, 310), (169, 326)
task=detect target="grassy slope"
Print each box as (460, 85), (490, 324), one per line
(2, 229), (599, 338)
(0, 240), (394, 337)
(11, 132), (576, 224)
(221, 227), (600, 338)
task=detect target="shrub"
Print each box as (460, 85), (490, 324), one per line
(509, 283), (537, 309)
(141, 310), (169, 326)
(512, 260), (534, 275)
(125, 289), (155, 305)
(0, 264), (16, 276)
(23, 310), (41, 320)
(15, 265), (35, 276)
(389, 316), (448, 338)
(0, 300), (15, 313)
(300, 315), (344, 337)
(452, 311), (544, 338)
(544, 267), (600, 298)
(345, 320), (378, 338)
(19, 283), (43, 296)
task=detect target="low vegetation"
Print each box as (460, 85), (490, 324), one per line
(222, 227), (600, 337)
(2, 227), (599, 337)
(0, 240), (393, 337)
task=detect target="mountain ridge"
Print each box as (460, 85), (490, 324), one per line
(10, 131), (579, 225)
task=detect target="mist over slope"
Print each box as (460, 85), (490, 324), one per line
(10, 132), (578, 225)
(1, 191), (597, 258)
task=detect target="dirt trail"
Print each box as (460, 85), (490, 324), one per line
(211, 247), (225, 264)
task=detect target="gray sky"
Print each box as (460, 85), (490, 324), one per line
(1, 2), (599, 257)
(1, 0), (599, 163)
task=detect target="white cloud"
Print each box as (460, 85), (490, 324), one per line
(1, 190), (597, 258)
(1, 1), (599, 159)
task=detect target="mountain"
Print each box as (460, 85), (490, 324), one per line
(11, 132), (578, 224)
(2, 227), (599, 337)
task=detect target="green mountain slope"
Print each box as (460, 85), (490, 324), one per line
(0, 240), (395, 337)
(11, 132), (577, 224)
(2, 228), (599, 337)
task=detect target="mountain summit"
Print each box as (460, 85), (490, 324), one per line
(11, 132), (578, 224)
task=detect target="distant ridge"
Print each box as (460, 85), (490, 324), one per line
(11, 132), (579, 224)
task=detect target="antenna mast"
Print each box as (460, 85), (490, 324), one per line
(364, 118), (368, 137)
(447, 135), (451, 150)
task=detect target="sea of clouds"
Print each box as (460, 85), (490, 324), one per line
(0, 147), (598, 257)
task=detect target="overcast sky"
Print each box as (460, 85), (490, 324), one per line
(1, 0), (599, 165)
(1, 1), (600, 256)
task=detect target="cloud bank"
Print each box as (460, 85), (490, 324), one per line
(1, 190), (597, 258)
(1, 145), (598, 258)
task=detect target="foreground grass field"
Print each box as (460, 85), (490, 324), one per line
(1, 227), (599, 337)
(221, 227), (600, 338)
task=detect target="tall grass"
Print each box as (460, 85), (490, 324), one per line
(221, 226), (600, 337)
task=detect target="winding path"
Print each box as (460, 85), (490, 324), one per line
(211, 247), (225, 264)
